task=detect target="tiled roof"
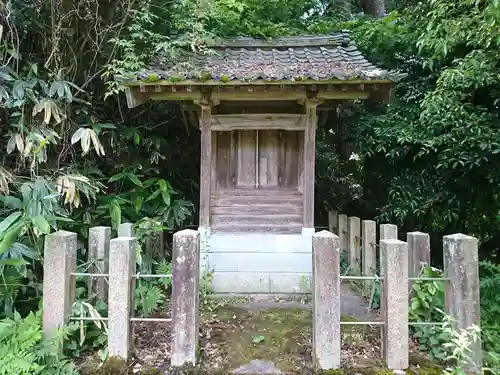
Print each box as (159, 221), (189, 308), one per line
(126, 32), (405, 84)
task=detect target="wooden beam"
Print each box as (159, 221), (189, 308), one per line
(303, 98), (323, 229)
(197, 100), (213, 229)
(127, 82), (386, 109)
(211, 114), (306, 131)
(150, 89), (368, 102)
(125, 88), (148, 108)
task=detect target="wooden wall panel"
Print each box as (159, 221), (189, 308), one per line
(258, 130), (279, 187)
(283, 131), (301, 188)
(214, 131), (231, 189)
(237, 130), (257, 187)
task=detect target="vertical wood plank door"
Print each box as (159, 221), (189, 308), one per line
(211, 129), (304, 233)
(236, 130), (257, 187)
(213, 129), (302, 190)
(258, 130), (279, 187)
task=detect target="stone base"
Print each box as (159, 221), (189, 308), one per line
(200, 231), (315, 294)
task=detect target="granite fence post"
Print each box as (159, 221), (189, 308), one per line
(443, 234), (482, 372)
(108, 237), (136, 360)
(338, 214), (348, 255)
(380, 224), (398, 240)
(118, 222), (134, 237)
(348, 216), (361, 274)
(407, 231), (430, 296)
(379, 224), (398, 276)
(117, 222), (136, 341)
(379, 223), (398, 359)
(328, 210), (338, 235)
(171, 229), (201, 367)
(88, 226), (111, 303)
(312, 230), (341, 369)
(43, 231), (77, 338)
(362, 220), (376, 295)
(381, 239), (409, 370)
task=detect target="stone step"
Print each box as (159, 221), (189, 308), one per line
(211, 205), (302, 215)
(211, 214), (302, 226)
(211, 223), (303, 234)
(207, 232), (308, 252)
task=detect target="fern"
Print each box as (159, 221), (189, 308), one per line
(135, 282), (165, 316)
(0, 310), (76, 375)
(157, 260), (172, 290)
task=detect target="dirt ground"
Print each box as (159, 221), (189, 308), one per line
(126, 283), (428, 374)
(129, 294), (384, 373)
(199, 304), (383, 373)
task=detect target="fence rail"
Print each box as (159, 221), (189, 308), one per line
(42, 215), (482, 373)
(321, 210), (482, 372)
(42, 225), (199, 367)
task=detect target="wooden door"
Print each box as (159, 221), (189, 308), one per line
(236, 130), (257, 187)
(213, 129), (302, 190)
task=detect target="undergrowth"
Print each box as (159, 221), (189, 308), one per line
(0, 309), (77, 375)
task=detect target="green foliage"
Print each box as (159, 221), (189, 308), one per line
(0, 310), (76, 374)
(478, 261), (500, 368)
(441, 315), (482, 375)
(66, 296), (108, 357)
(408, 267), (448, 361)
(1, 0), (500, 367)
(409, 267), (445, 322)
(406, 264), (500, 368)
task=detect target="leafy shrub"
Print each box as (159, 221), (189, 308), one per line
(0, 309), (76, 375)
(408, 264), (500, 368)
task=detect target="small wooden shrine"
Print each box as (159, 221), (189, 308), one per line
(121, 32), (403, 293)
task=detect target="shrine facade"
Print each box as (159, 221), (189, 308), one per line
(121, 32), (402, 293)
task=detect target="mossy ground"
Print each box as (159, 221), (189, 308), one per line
(203, 306), (311, 372)
(79, 298), (447, 375)
(200, 304), (384, 372)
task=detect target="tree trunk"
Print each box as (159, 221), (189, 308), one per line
(328, 0), (351, 20)
(362, 0), (386, 18)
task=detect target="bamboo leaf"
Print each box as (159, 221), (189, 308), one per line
(31, 215), (51, 234)
(15, 134), (24, 153)
(81, 129), (91, 155)
(0, 212), (23, 234)
(0, 220), (25, 255)
(71, 128), (85, 145)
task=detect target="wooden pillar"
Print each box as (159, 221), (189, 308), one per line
(197, 101), (212, 229)
(303, 98), (321, 229)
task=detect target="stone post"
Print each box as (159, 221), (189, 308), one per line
(43, 231), (77, 338)
(338, 214), (348, 255)
(328, 210), (338, 234)
(381, 239), (409, 370)
(117, 222), (136, 333)
(362, 220), (376, 295)
(171, 230), (201, 367)
(443, 234), (482, 372)
(380, 224), (398, 272)
(118, 222), (134, 237)
(108, 237), (136, 360)
(348, 216), (361, 274)
(88, 226), (111, 303)
(407, 231), (430, 295)
(380, 224), (397, 239)
(379, 223), (398, 360)
(312, 230), (341, 369)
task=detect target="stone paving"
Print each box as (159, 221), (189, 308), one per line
(232, 283), (374, 319)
